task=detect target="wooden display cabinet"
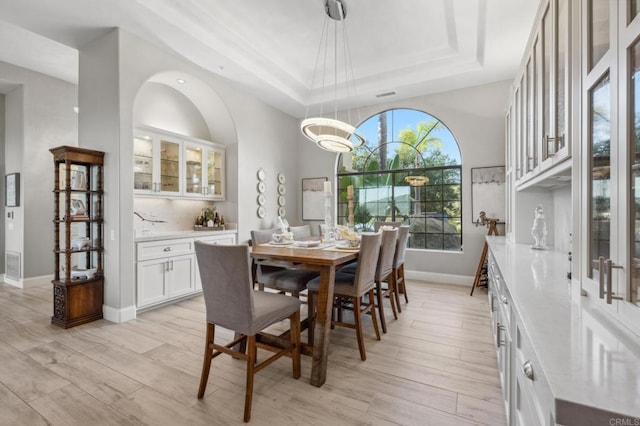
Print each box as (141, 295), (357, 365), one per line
(50, 146), (105, 328)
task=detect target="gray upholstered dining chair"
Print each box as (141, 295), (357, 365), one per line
(194, 242), (301, 423)
(306, 232), (382, 361)
(289, 224), (311, 240)
(374, 228), (399, 334)
(250, 228), (318, 298)
(392, 225), (411, 308)
(337, 228), (399, 333)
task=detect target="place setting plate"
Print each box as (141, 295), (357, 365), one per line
(269, 240), (293, 246)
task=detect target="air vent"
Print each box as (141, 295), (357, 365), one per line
(376, 91), (396, 98)
(6, 251), (21, 280)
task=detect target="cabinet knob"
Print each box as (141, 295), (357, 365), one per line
(522, 360), (534, 380)
(501, 296), (508, 304)
(163, 247), (172, 252)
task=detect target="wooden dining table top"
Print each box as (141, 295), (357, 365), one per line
(250, 244), (358, 266)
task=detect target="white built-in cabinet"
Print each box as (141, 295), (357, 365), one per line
(136, 232), (236, 309)
(508, 0), (572, 191)
(580, 0), (640, 336)
(133, 125), (225, 200)
(502, 1), (640, 422)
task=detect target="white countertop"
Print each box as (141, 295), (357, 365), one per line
(487, 236), (640, 422)
(134, 228), (237, 243)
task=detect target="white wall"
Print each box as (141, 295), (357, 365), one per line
(298, 80), (512, 280)
(0, 60), (77, 284)
(79, 28), (308, 320)
(134, 82), (210, 140)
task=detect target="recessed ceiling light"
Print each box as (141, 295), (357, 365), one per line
(177, 78), (186, 84)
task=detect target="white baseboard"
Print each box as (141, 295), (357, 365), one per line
(406, 270), (473, 287)
(1, 274), (53, 289)
(24, 274), (53, 288)
(103, 304), (137, 323)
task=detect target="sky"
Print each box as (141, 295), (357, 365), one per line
(353, 108), (462, 163)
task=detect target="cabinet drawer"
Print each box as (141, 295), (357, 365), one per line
(136, 238), (194, 261)
(515, 322), (554, 425)
(195, 234), (237, 245)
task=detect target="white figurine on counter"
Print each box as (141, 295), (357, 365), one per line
(531, 204), (548, 250)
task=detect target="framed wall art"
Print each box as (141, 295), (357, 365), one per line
(471, 166), (505, 224)
(302, 177), (327, 220)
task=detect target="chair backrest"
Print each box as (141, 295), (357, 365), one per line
(195, 242), (255, 333)
(353, 232), (382, 294)
(394, 225), (410, 268)
(290, 225), (311, 240)
(251, 228), (280, 245)
(376, 228), (398, 281)
(374, 221), (402, 231)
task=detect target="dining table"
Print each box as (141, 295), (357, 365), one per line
(250, 241), (358, 387)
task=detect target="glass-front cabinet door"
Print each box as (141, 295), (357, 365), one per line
(183, 142), (225, 200)
(207, 148), (224, 199)
(133, 127), (182, 195)
(184, 144), (203, 196)
(159, 138), (181, 194)
(582, 0), (640, 334)
(134, 126), (225, 200)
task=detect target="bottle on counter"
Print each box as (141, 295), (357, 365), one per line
(214, 212), (219, 227)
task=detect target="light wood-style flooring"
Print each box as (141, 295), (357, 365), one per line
(0, 280), (505, 425)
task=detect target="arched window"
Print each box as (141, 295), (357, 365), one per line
(337, 108), (462, 251)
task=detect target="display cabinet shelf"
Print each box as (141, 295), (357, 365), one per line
(50, 145), (105, 329)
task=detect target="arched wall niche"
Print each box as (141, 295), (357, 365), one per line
(131, 70), (238, 234)
(134, 70), (236, 145)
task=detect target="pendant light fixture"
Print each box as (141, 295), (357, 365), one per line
(301, 0), (366, 153)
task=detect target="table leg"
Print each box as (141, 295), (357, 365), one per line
(310, 265), (335, 387)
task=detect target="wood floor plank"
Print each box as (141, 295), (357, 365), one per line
(26, 341), (144, 405)
(0, 383), (48, 425)
(0, 279), (506, 425)
(367, 393), (483, 426)
(456, 393), (508, 425)
(112, 386), (232, 425)
(29, 384), (139, 426)
(0, 340), (70, 401)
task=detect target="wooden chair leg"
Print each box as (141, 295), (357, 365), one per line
(368, 289), (381, 341)
(244, 335), (257, 422)
(394, 272), (403, 312)
(307, 291), (315, 346)
(400, 265), (408, 303)
(290, 310), (301, 379)
(391, 268), (402, 313)
(197, 322), (215, 399)
(387, 275), (399, 320)
(375, 281), (387, 334)
(353, 296), (366, 361)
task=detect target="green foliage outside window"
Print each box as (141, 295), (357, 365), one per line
(337, 109), (463, 251)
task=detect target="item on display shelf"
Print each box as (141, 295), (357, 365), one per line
(70, 170), (86, 190)
(70, 199), (87, 217)
(71, 237), (91, 250)
(531, 204), (548, 250)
